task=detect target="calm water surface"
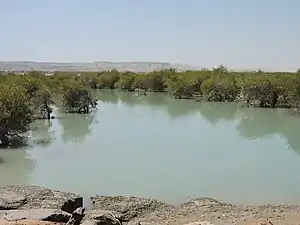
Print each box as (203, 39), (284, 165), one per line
(1, 91), (300, 205)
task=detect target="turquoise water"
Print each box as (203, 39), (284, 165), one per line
(1, 91), (300, 205)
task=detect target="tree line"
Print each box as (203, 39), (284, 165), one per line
(45, 65), (300, 108)
(0, 66), (300, 147)
(0, 71), (97, 147)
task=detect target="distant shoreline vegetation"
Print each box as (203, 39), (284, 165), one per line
(0, 65), (300, 147)
(1, 65), (300, 108)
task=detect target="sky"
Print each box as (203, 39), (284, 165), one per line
(0, 0), (299, 71)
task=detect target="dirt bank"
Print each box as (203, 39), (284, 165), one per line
(0, 185), (300, 225)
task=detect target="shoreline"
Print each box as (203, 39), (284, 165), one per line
(99, 89), (300, 114)
(1, 185), (300, 224)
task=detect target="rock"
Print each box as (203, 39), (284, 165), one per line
(1, 209), (71, 222)
(180, 197), (222, 210)
(66, 207), (85, 225)
(183, 222), (213, 225)
(61, 196), (94, 214)
(0, 185), (79, 210)
(92, 196), (172, 221)
(73, 207), (85, 216)
(0, 185), (295, 225)
(0, 220), (62, 225)
(0, 191), (26, 210)
(84, 210), (121, 223)
(86, 212), (121, 225)
(81, 220), (97, 225)
(61, 197), (83, 214)
(242, 218), (274, 225)
(127, 223), (155, 225)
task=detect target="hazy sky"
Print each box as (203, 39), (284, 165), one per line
(0, 0), (299, 71)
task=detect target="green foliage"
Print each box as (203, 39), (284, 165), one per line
(97, 70), (120, 89)
(8, 75), (55, 118)
(33, 87), (54, 119)
(15, 76), (41, 98)
(2, 66), (300, 109)
(0, 70), (98, 147)
(0, 83), (34, 146)
(133, 71), (166, 91)
(1, 65), (300, 147)
(117, 71), (136, 91)
(60, 81), (97, 113)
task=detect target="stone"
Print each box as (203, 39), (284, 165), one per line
(183, 222), (213, 225)
(0, 191), (26, 210)
(0, 185), (80, 210)
(242, 218), (274, 225)
(85, 212), (121, 225)
(73, 207), (85, 216)
(66, 207), (85, 225)
(61, 197), (83, 214)
(85, 210), (122, 220)
(1, 209), (71, 222)
(81, 220), (98, 225)
(0, 220), (61, 225)
(80, 220), (97, 225)
(92, 195), (172, 221)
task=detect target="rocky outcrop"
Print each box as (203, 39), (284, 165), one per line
(0, 185), (173, 225)
(0, 191), (26, 210)
(1, 185), (300, 225)
(91, 195), (173, 222)
(82, 211), (122, 225)
(0, 185), (79, 210)
(2, 209), (71, 222)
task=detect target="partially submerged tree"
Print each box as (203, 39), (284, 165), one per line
(33, 88), (54, 119)
(60, 82), (97, 113)
(117, 71), (136, 91)
(0, 84), (34, 147)
(13, 76), (54, 119)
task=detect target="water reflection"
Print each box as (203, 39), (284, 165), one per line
(236, 108), (300, 153)
(198, 102), (240, 125)
(98, 91), (167, 107)
(30, 119), (55, 147)
(3, 90), (300, 204)
(57, 111), (98, 143)
(97, 91), (300, 152)
(97, 90), (119, 104)
(0, 149), (35, 186)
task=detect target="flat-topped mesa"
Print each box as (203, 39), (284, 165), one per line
(0, 61), (189, 73)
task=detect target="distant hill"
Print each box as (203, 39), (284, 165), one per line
(0, 61), (202, 73)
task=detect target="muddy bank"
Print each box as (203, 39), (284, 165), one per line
(0, 185), (300, 225)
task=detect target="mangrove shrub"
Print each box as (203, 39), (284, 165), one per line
(0, 84), (34, 146)
(60, 82), (97, 113)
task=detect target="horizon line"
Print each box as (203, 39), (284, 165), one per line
(0, 60), (298, 72)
